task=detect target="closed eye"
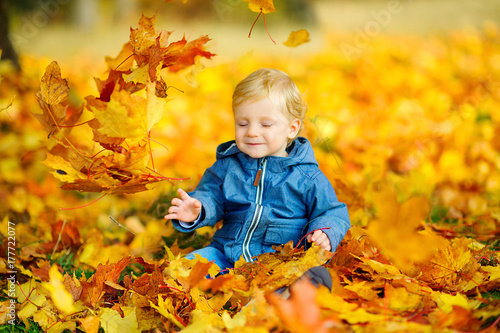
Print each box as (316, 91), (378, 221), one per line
(262, 123), (273, 127)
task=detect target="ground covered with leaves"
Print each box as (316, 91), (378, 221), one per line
(1, 12), (500, 333)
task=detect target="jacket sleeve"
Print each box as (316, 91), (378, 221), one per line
(171, 159), (227, 233)
(304, 172), (351, 253)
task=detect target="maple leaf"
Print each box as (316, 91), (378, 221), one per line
(35, 61), (83, 136)
(100, 307), (141, 333)
(80, 257), (132, 308)
(161, 35), (216, 73)
(284, 29), (311, 48)
(38, 61), (69, 106)
(417, 237), (481, 291)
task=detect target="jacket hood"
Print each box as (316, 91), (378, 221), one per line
(215, 137), (318, 171)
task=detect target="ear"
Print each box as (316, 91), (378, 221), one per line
(288, 119), (301, 139)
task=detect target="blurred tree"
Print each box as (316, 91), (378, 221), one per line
(0, 0), (21, 70)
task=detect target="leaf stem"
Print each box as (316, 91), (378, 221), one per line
(59, 193), (107, 211)
(248, 11), (262, 38)
(262, 12), (276, 45)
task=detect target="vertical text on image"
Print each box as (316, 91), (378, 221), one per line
(6, 221), (17, 325)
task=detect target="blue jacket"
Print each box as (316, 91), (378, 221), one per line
(172, 137), (350, 266)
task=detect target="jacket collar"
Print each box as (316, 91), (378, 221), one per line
(215, 137), (318, 172)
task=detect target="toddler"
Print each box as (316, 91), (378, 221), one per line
(165, 68), (350, 273)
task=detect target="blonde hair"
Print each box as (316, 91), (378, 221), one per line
(232, 68), (308, 140)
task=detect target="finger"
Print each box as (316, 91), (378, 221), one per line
(310, 230), (322, 242)
(306, 234), (313, 243)
(164, 213), (176, 220)
(171, 198), (182, 206)
(178, 188), (190, 200)
(193, 199), (201, 209)
(168, 206), (178, 214)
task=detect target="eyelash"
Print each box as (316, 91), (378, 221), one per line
(237, 123), (273, 127)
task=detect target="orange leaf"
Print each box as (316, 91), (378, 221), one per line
(80, 257), (132, 308)
(267, 279), (332, 333)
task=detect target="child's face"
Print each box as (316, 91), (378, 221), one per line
(233, 97), (300, 158)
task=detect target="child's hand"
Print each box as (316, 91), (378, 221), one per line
(306, 230), (331, 251)
(164, 189), (202, 223)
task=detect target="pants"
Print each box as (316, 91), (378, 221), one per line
(185, 246), (233, 273)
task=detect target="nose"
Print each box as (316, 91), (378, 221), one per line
(246, 124), (259, 137)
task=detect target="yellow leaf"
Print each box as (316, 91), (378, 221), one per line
(43, 265), (76, 315)
(435, 292), (481, 313)
(17, 294), (47, 321)
(179, 309), (224, 332)
(146, 81), (168, 132)
(482, 266), (500, 281)
(46, 321), (76, 333)
(283, 29), (310, 47)
(367, 188), (446, 269)
(344, 281), (379, 301)
(100, 307), (141, 333)
(0, 95), (15, 113)
(385, 285), (422, 312)
(89, 88), (147, 139)
(150, 295), (185, 329)
(316, 290), (357, 313)
(243, 0), (276, 14)
(38, 61), (69, 105)
(196, 292), (233, 314)
(42, 152), (86, 182)
(222, 310), (246, 330)
(123, 65), (149, 85)
(339, 308), (385, 324)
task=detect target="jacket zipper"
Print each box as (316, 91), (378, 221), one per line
(242, 157), (267, 262)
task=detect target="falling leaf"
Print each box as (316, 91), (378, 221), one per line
(244, 0), (277, 44)
(38, 61), (69, 106)
(243, 0), (276, 13)
(284, 29), (310, 48)
(43, 265), (76, 314)
(367, 187), (446, 270)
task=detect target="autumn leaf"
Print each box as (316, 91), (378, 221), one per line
(244, 0), (276, 44)
(243, 0), (276, 13)
(367, 187), (446, 270)
(80, 257), (132, 308)
(100, 307), (141, 333)
(0, 95), (14, 113)
(284, 29), (310, 48)
(267, 278), (333, 333)
(38, 61), (69, 106)
(43, 265), (76, 314)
